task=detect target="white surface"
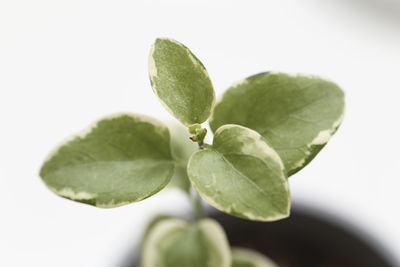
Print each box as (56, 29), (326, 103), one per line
(1, 0), (399, 266)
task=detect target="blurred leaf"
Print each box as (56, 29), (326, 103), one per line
(141, 218), (231, 267)
(168, 164), (191, 194)
(167, 122), (198, 193)
(169, 122), (198, 162)
(142, 215), (176, 241)
(40, 113), (174, 207)
(149, 38), (215, 126)
(188, 124), (290, 221)
(210, 72), (345, 176)
(232, 247), (278, 267)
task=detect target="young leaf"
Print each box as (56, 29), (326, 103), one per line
(149, 38), (215, 126)
(187, 124), (290, 221)
(209, 72), (345, 176)
(168, 164), (192, 194)
(169, 122), (198, 163)
(232, 247), (278, 267)
(167, 122), (198, 193)
(39, 113), (175, 208)
(142, 215), (175, 241)
(141, 218), (231, 267)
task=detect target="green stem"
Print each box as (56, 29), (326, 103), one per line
(191, 189), (204, 220)
(187, 124), (208, 219)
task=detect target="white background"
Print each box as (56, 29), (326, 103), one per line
(1, 0), (399, 266)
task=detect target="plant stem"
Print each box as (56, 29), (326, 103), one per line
(191, 189), (205, 220)
(187, 124), (208, 219)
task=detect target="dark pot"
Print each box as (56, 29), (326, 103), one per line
(125, 203), (396, 267)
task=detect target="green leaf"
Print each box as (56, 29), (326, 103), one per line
(141, 218), (231, 267)
(232, 247), (278, 267)
(149, 38), (215, 126)
(167, 122), (198, 193)
(210, 72), (345, 176)
(39, 113), (175, 208)
(187, 124), (290, 221)
(142, 215), (175, 241)
(168, 164), (192, 194)
(169, 122), (198, 163)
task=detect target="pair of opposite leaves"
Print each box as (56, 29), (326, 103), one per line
(140, 216), (278, 267)
(40, 38), (345, 221)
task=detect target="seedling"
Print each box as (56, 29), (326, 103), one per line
(40, 38), (345, 267)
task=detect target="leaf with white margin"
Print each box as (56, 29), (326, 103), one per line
(149, 38), (215, 126)
(167, 122), (198, 193)
(141, 218), (231, 267)
(232, 247), (278, 267)
(187, 124), (290, 221)
(39, 113), (175, 207)
(209, 72), (345, 176)
(142, 215), (175, 241)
